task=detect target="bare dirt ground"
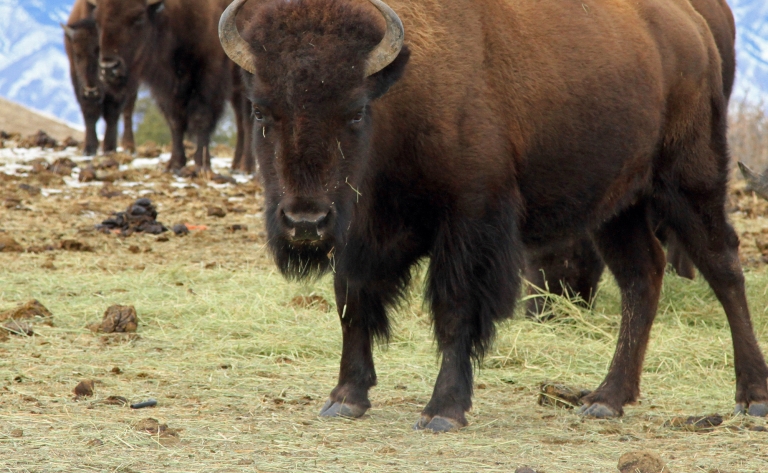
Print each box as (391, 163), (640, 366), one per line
(0, 130), (767, 472)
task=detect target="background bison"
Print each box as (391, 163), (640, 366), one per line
(63, 0), (137, 156)
(220, 0), (768, 431)
(87, 0), (254, 173)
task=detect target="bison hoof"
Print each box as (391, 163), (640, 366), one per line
(413, 415), (463, 432)
(318, 399), (367, 418)
(579, 402), (620, 418)
(734, 402), (768, 417)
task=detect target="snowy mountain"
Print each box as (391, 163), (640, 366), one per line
(0, 0), (767, 128)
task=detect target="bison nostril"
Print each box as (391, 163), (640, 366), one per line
(282, 209), (331, 242)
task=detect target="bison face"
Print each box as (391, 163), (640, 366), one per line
(220, 0), (408, 279)
(63, 21), (103, 103)
(89, 0), (164, 91)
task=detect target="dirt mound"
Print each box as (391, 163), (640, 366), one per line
(88, 305), (138, 334)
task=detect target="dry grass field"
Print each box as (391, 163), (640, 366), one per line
(2, 107), (768, 472)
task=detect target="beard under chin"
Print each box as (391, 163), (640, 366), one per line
(269, 236), (335, 280)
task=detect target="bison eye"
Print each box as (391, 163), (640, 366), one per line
(351, 108), (365, 124)
(252, 107), (264, 121)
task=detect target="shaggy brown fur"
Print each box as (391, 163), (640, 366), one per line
(234, 0), (768, 430)
(64, 0), (137, 155)
(91, 0), (254, 172)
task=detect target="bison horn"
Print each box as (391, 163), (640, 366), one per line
(61, 23), (76, 40)
(218, 0), (257, 75)
(147, 0), (163, 5)
(738, 161), (768, 201)
(87, 0), (96, 5)
(363, 0), (404, 77)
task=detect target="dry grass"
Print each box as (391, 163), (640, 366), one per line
(1, 250), (767, 472)
(729, 99), (768, 171)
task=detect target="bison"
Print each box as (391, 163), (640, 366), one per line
(87, 0), (255, 173)
(220, 0), (768, 431)
(63, 0), (137, 156)
(525, 0), (736, 318)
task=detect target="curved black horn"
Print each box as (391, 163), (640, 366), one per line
(219, 0), (257, 74)
(364, 0), (404, 77)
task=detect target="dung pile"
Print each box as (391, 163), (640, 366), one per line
(96, 198), (168, 235)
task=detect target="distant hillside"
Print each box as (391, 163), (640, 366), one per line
(0, 0), (767, 129)
(0, 96), (83, 141)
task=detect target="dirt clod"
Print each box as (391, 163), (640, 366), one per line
(227, 224), (248, 232)
(0, 299), (53, 323)
(515, 468), (538, 473)
(111, 366), (122, 374)
(538, 381), (591, 409)
(617, 450), (669, 473)
(172, 223), (189, 236)
(59, 239), (93, 252)
(289, 295), (332, 312)
(19, 130), (58, 149)
(73, 379), (95, 398)
(10, 429), (23, 438)
(2, 320), (34, 336)
(103, 395), (129, 406)
(90, 305), (138, 334)
(207, 206), (226, 218)
(664, 414), (723, 431)
(134, 417), (180, 442)
(0, 235), (23, 252)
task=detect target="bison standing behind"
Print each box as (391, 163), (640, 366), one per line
(87, 0), (255, 173)
(221, 0), (768, 431)
(63, 0), (137, 156)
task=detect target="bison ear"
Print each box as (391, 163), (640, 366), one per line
(367, 45), (410, 100)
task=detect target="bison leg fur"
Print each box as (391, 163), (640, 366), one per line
(102, 97), (122, 154)
(82, 110), (100, 156)
(417, 205), (523, 431)
(661, 193), (768, 416)
(580, 202), (666, 418)
(319, 278), (391, 419)
(120, 89), (137, 153)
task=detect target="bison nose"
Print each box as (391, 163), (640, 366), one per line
(83, 86), (101, 99)
(99, 58), (123, 81)
(281, 209), (332, 242)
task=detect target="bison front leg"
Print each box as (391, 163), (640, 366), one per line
(319, 278), (388, 419)
(417, 205), (523, 432)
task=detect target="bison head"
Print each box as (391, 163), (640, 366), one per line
(88, 0), (164, 90)
(62, 19), (103, 103)
(220, 0), (409, 279)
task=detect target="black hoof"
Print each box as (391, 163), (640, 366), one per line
(579, 402), (619, 418)
(318, 399), (367, 418)
(413, 415), (462, 432)
(735, 402), (768, 417)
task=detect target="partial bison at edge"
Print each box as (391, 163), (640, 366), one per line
(220, 0), (768, 431)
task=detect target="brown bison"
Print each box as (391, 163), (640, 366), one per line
(220, 0), (768, 431)
(63, 0), (137, 155)
(87, 0), (255, 173)
(526, 0), (736, 317)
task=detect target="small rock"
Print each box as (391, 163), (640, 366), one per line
(111, 366), (122, 374)
(617, 450), (669, 473)
(74, 379), (95, 398)
(172, 223), (189, 236)
(515, 468), (538, 473)
(207, 206), (227, 218)
(0, 235), (23, 252)
(227, 224), (248, 232)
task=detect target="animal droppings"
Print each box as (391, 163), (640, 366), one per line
(207, 206), (227, 218)
(73, 379), (95, 398)
(0, 300), (53, 323)
(538, 381), (591, 409)
(96, 198), (168, 235)
(664, 414), (723, 431)
(89, 305), (138, 334)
